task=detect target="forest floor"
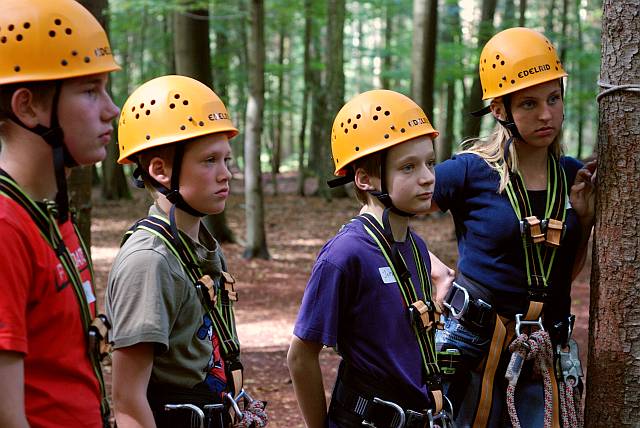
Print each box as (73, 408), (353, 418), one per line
(91, 171), (591, 428)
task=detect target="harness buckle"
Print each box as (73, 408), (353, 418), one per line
(361, 397), (406, 428)
(522, 216), (545, 243)
(88, 314), (112, 361)
(437, 348), (461, 375)
(442, 282), (469, 320)
(544, 218), (564, 247)
(195, 275), (216, 309)
(427, 395), (455, 428)
(515, 313), (544, 336)
(164, 404), (205, 428)
(409, 300), (442, 331)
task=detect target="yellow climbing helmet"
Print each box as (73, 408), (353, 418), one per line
(117, 75), (239, 164)
(0, 0), (120, 85)
(331, 89), (438, 177)
(479, 27), (567, 100)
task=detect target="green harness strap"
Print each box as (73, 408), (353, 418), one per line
(0, 169), (110, 426)
(503, 154), (568, 296)
(354, 213), (444, 405)
(122, 215), (241, 364)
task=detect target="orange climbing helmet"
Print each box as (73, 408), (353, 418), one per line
(478, 27), (567, 100)
(117, 75), (238, 164)
(0, 0), (120, 85)
(331, 89), (438, 177)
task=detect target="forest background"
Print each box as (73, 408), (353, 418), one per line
(71, 0), (613, 427)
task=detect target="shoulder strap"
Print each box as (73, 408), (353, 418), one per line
(0, 169), (110, 424)
(124, 215), (241, 361)
(353, 213), (443, 405)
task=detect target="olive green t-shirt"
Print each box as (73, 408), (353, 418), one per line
(106, 204), (226, 389)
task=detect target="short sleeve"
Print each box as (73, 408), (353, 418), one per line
(293, 259), (346, 347)
(0, 217), (34, 354)
(434, 155), (469, 213)
(107, 246), (187, 352)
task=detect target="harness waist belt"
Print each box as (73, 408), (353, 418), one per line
(331, 376), (428, 428)
(444, 273), (496, 331)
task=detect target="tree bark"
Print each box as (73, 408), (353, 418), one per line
(322, 0), (347, 199)
(585, 1), (640, 425)
(243, 0), (269, 259)
(519, 0), (527, 26)
(411, 0), (437, 121)
(462, 0), (498, 139)
(381, 2), (394, 90)
(270, 23), (286, 195)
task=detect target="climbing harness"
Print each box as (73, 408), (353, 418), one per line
(123, 214), (267, 426)
(347, 211), (454, 427)
(0, 168), (111, 427)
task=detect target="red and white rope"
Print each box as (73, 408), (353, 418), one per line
(505, 330), (554, 428)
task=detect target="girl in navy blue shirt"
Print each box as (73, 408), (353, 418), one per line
(433, 28), (596, 427)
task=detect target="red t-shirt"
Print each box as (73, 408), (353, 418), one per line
(0, 196), (102, 427)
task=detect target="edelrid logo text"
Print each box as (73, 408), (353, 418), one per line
(517, 64), (551, 78)
(208, 112), (229, 121)
(408, 117), (428, 127)
(94, 47), (112, 57)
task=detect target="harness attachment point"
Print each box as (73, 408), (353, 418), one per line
(524, 216), (545, 243)
(409, 300), (442, 331)
(196, 275), (216, 308)
(544, 218), (564, 247)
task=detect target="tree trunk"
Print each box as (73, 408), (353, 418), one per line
(323, 0), (347, 199)
(270, 23), (286, 196)
(411, 0), (437, 121)
(462, 0), (498, 139)
(574, 0), (585, 159)
(308, 9), (325, 183)
(519, 0), (527, 26)
(173, 1), (236, 244)
(297, 0), (313, 197)
(585, 1), (640, 425)
(243, 0), (269, 259)
(381, 2), (393, 89)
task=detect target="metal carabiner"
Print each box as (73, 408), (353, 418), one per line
(361, 397), (406, 428)
(442, 282), (469, 320)
(427, 395), (457, 428)
(224, 392), (244, 421)
(165, 403), (205, 428)
(515, 313), (544, 336)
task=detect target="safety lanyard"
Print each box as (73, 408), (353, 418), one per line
(354, 214), (442, 386)
(503, 154), (568, 291)
(0, 169), (109, 423)
(122, 215), (241, 360)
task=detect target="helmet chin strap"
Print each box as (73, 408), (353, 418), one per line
(8, 81), (77, 221)
(368, 150), (415, 218)
(132, 142), (207, 242)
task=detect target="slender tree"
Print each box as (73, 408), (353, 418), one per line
(519, 0), (527, 26)
(462, 0), (498, 139)
(297, 0), (313, 196)
(585, 1), (640, 425)
(381, 2), (394, 89)
(244, 0), (269, 259)
(411, 0), (437, 120)
(270, 21), (286, 195)
(321, 0), (347, 199)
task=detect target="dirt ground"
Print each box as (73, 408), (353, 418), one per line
(91, 172), (591, 428)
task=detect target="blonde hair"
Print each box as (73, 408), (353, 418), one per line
(460, 121), (563, 193)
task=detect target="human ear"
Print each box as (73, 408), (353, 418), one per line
(10, 88), (49, 128)
(354, 167), (377, 192)
(490, 99), (506, 121)
(148, 157), (172, 187)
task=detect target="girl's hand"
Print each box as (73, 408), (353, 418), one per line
(570, 160), (597, 227)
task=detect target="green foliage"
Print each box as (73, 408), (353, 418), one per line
(106, 0), (602, 166)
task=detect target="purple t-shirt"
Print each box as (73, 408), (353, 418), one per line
(294, 219), (432, 402)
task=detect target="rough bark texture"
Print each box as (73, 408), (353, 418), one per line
(585, 2), (640, 426)
(243, 0), (269, 259)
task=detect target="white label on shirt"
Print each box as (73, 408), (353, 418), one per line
(566, 198), (573, 210)
(83, 280), (96, 304)
(379, 267), (396, 284)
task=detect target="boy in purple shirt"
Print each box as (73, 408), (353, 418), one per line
(288, 90), (454, 428)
